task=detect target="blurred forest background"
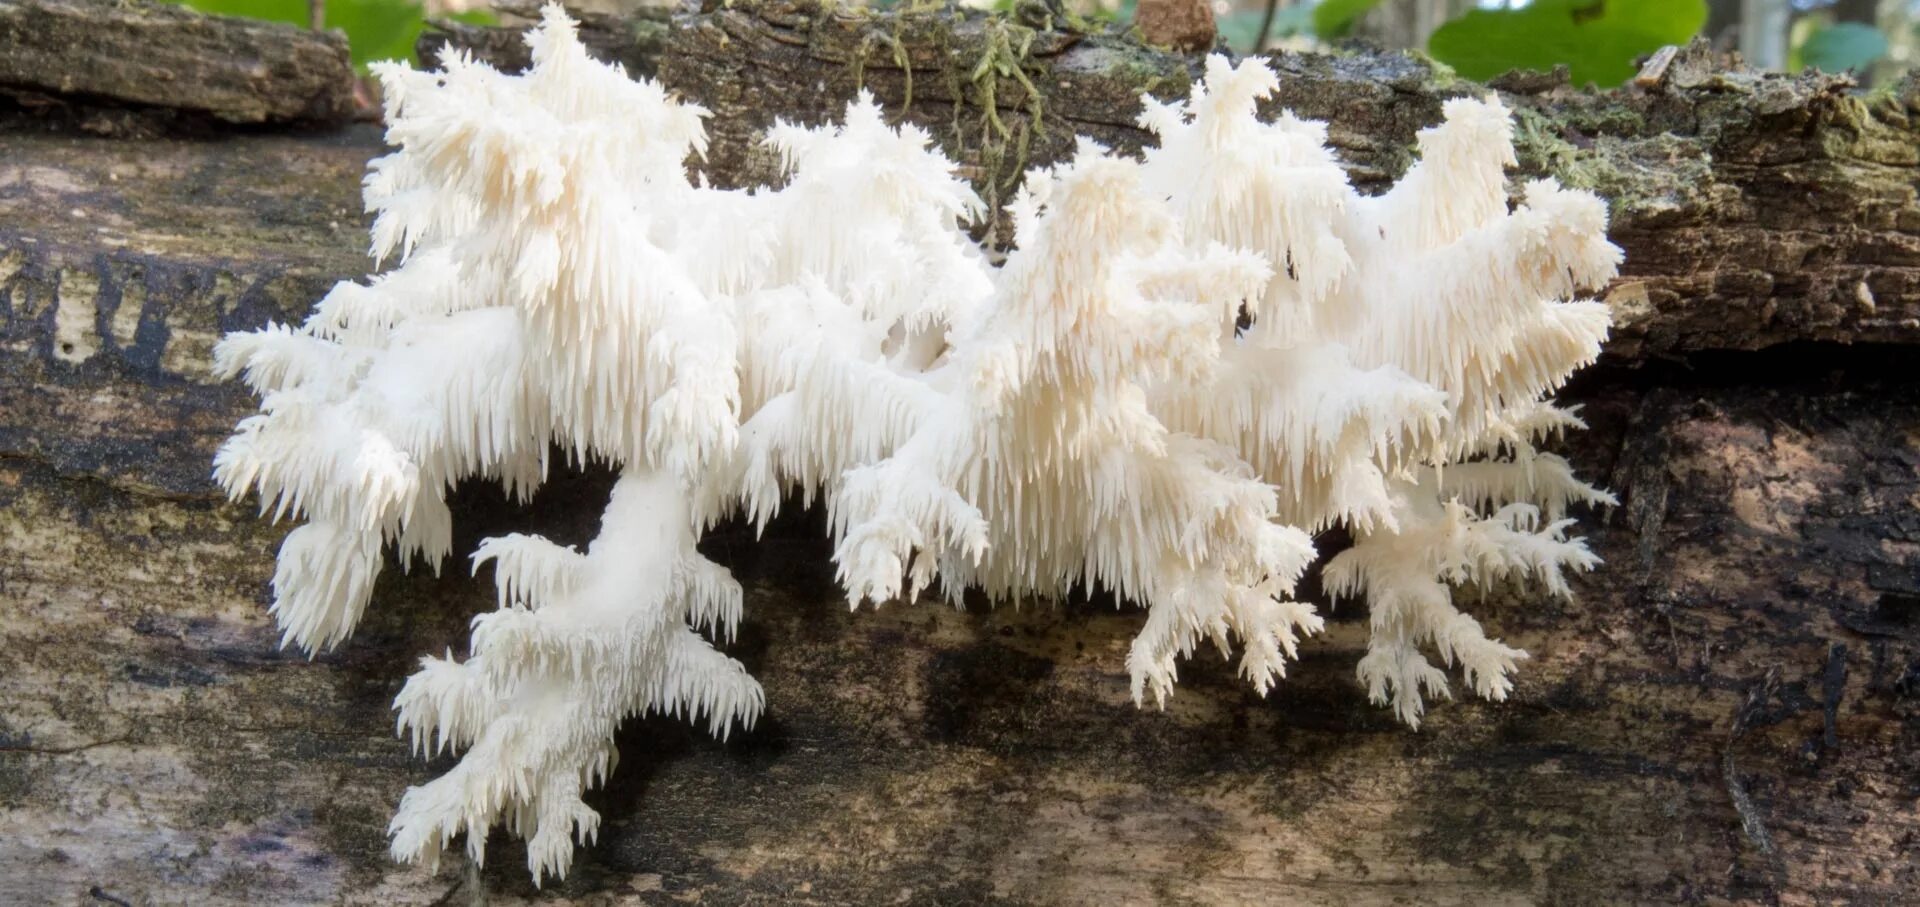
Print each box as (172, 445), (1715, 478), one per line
(165, 0), (1918, 88)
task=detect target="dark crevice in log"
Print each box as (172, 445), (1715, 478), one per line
(1577, 340), (1920, 394)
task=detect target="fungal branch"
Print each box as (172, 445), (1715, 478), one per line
(213, 4), (1621, 881)
(387, 470), (758, 882)
(216, 6), (759, 882)
(831, 142), (1324, 707)
(1134, 58), (1621, 726)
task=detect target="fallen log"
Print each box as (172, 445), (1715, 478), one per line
(1, 2), (1917, 904)
(0, 0), (357, 126)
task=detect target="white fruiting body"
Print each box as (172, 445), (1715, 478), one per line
(213, 6), (1621, 881)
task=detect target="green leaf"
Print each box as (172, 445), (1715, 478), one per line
(1312, 0), (1384, 39)
(1795, 22), (1888, 74)
(1426, 0), (1707, 88)
(166, 0), (492, 69)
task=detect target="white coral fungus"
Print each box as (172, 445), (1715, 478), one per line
(213, 5), (1621, 882)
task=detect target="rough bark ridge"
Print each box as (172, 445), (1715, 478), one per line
(0, 0), (356, 127)
(2, 2), (1919, 905)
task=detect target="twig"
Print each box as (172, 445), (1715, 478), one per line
(1820, 643), (1848, 751)
(1634, 45), (1680, 88)
(1722, 668), (1780, 861)
(87, 888), (132, 907)
(1254, 0), (1279, 54)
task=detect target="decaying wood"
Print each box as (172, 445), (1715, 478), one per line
(418, 3), (671, 79)
(0, 0), (356, 126)
(1133, 0), (1218, 53)
(555, 3), (1920, 360)
(2, 2), (1918, 904)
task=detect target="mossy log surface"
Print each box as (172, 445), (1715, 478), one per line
(3, 2), (1920, 904)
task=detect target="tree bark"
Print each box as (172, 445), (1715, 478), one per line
(0, 0), (357, 127)
(3, 2), (1918, 904)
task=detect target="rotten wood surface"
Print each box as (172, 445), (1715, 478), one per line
(3, 2), (1919, 904)
(0, 0), (356, 126)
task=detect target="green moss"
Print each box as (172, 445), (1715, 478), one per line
(964, 17), (1047, 220)
(1510, 105), (1596, 183)
(1406, 47), (1464, 88)
(1508, 104), (1712, 221)
(848, 24), (915, 108)
(1553, 104), (1652, 139)
(1106, 45), (1193, 102)
(836, 6), (1064, 242)
(631, 15), (670, 46)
